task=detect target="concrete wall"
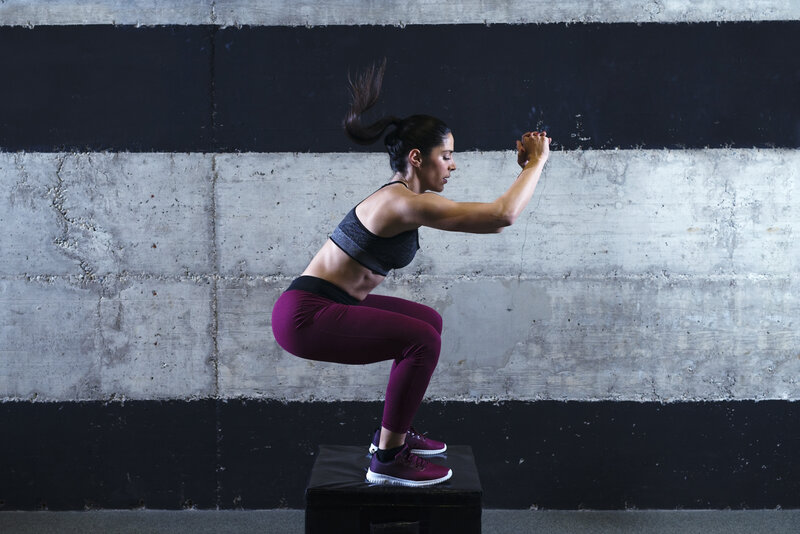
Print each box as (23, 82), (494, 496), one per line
(2, 0), (799, 511)
(1, 0), (798, 25)
(2, 149), (798, 402)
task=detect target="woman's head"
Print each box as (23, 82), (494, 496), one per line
(383, 115), (451, 174)
(343, 60), (452, 174)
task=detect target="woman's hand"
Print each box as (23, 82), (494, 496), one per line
(516, 131), (551, 169)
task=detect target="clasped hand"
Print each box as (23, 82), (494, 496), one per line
(516, 131), (551, 169)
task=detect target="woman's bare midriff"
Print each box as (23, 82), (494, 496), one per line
(301, 239), (386, 301)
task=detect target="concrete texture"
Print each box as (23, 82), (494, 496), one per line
(1, 1), (798, 26)
(216, 149), (799, 402)
(2, 510), (800, 534)
(2, 149), (798, 402)
(1, 153), (217, 401)
(1, 153), (214, 277)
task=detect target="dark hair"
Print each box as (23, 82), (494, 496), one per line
(343, 59), (451, 174)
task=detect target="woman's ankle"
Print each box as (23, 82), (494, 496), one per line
(379, 426), (406, 449)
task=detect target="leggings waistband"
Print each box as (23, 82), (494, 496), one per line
(287, 276), (360, 305)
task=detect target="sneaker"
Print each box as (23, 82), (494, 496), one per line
(366, 444), (453, 487)
(368, 427), (447, 456)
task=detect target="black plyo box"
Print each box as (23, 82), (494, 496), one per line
(305, 445), (482, 534)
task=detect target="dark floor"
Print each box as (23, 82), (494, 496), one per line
(1, 509), (799, 534)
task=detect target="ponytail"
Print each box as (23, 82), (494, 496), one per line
(343, 59), (452, 174)
(343, 58), (398, 145)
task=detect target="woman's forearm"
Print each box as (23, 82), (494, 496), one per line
(494, 156), (547, 225)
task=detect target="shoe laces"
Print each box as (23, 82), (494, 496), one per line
(408, 426), (427, 442)
(399, 448), (430, 470)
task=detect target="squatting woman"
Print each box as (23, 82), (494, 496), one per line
(271, 62), (551, 487)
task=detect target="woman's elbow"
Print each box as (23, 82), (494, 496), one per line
(488, 201), (517, 230)
(488, 214), (515, 233)
(498, 212), (517, 228)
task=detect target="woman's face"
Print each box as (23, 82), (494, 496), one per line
(419, 132), (456, 192)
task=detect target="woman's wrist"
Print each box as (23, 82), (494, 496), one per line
(523, 156), (545, 170)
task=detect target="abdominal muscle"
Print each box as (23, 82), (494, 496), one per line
(301, 239), (386, 301)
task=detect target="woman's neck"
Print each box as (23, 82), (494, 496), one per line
(392, 172), (422, 194)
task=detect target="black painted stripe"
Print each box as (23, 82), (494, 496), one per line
(0, 26), (215, 152)
(1, 22), (798, 152)
(1, 400), (797, 510)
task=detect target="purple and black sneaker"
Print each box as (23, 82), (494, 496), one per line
(368, 427), (447, 456)
(366, 444), (452, 487)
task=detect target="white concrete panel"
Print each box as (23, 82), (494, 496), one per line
(0, 279), (101, 400)
(428, 148), (800, 278)
(0, 278), (216, 401)
(0, 153), (215, 278)
(0, 0), (213, 26)
(1, 0), (797, 26)
(0, 153), (80, 276)
(97, 279), (216, 400)
(429, 276), (800, 402)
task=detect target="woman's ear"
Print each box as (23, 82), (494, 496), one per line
(408, 148), (423, 169)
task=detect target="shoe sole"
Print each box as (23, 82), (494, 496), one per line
(368, 444), (447, 456)
(365, 468), (453, 487)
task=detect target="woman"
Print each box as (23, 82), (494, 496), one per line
(271, 62), (551, 487)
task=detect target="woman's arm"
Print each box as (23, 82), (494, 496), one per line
(399, 132), (550, 234)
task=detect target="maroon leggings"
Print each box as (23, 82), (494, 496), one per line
(271, 283), (442, 434)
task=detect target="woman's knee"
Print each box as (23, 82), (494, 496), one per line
(420, 305), (443, 335)
(406, 323), (441, 368)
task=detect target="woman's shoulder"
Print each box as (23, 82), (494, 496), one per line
(356, 181), (420, 234)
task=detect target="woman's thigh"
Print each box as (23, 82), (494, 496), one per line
(273, 290), (439, 365)
(359, 294), (442, 334)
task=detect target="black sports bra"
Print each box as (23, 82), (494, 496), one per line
(329, 182), (420, 276)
